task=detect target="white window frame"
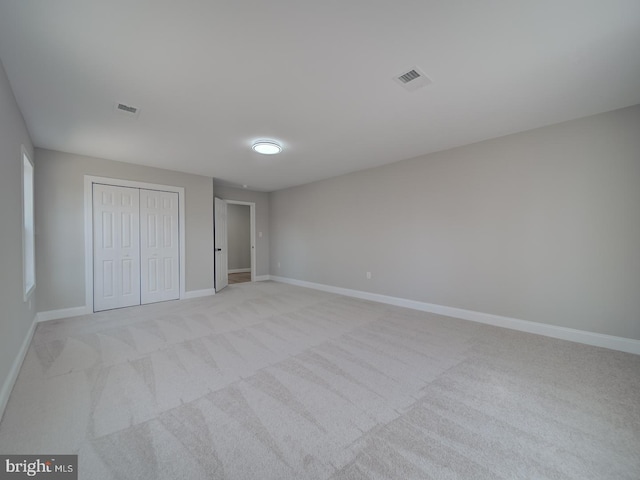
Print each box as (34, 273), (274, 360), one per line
(22, 146), (35, 301)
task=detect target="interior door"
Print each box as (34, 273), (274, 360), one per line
(140, 189), (180, 304)
(93, 184), (141, 311)
(214, 197), (228, 292)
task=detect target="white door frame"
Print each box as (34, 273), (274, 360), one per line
(223, 199), (256, 282)
(84, 175), (186, 312)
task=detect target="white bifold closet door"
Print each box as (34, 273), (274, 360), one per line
(93, 184), (141, 311)
(140, 189), (180, 304)
(93, 184), (179, 312)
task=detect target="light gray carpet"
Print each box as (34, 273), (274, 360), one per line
(1, 281), (638, 479)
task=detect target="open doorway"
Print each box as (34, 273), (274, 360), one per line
(227, 203), (251, 284)
(214, 198), (256, 292)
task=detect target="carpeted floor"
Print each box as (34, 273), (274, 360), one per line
(1, 281), (639, 479)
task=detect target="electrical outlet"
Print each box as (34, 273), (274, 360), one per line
(258, 231), (263, 238)
(366, 272), (372, 280)
(278, 262), (281, 269)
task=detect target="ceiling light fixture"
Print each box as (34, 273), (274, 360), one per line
(252, 141), (282, 155)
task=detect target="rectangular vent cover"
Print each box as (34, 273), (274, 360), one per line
(113, 102), (141, 118)
(117, 103), (137, 114)
(398, 70), (421, 84)
(394, 67), (433, 92)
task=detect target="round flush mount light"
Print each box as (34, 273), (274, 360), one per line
(252, 141), (282, 155)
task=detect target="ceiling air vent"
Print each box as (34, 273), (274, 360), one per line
(113, 102), (141, 118)
(117, 103), (137, 114)
(398, 69), (421, 84)
(394, 67), (432, 92)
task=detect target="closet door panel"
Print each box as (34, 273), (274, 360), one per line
(93, 184), (141, 311)
(140, 189), (179, 304)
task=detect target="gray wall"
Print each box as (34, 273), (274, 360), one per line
(214, 185), (270, 277)
(0, 59), (35, 407)
(227, 204), (251, 270)
(35, 149), (215, 312)
(270, 105), (640, 340)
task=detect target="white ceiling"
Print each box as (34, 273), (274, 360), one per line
(0, 1), (639, 192)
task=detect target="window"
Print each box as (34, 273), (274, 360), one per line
(22, 147), (35, 300)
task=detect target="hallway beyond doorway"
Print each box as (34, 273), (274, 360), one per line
(228, 272), (251, 284)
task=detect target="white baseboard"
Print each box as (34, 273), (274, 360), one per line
(0, 315), (37, 421)
(183, 288), (215, 299)
(254, 275), (270, 282)
(37, 290), (217, 318)
(228, 268), (251, 274)
(36, 305), (91, 322)
(269, 275), (640, 356)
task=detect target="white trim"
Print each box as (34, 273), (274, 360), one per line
(0, 315), (36, 421)
(183, 289), (216, 299)
(269, 276), (640, 355)
(21, 145), (35, 301)
(254, 275), (270, 282)
(36, 306), (91, 323)
(224, 200), (256, 282)
(84, 175), (187, 312)
(229, 268), (251, 274)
